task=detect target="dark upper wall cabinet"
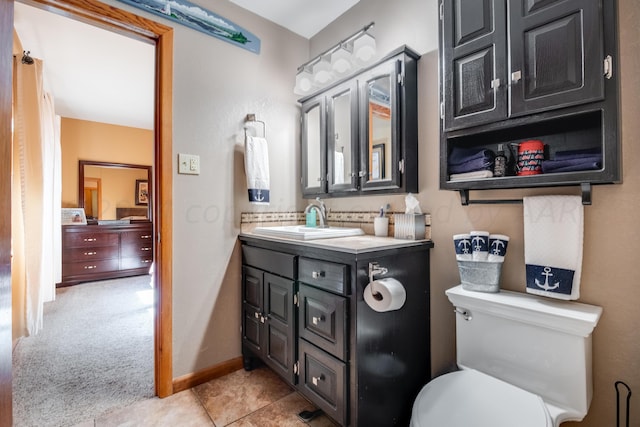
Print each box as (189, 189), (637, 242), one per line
(300, 46), (420, 198)
(439, 0), (620, 197)
(442, 0), (604, 131)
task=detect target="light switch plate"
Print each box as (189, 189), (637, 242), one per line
(178, 153), (200, 175)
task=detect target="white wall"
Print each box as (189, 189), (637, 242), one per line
(102, 0), (307, 377)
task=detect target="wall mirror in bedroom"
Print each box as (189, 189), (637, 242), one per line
(78, 160), (152, 222)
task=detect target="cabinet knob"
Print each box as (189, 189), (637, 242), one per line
(312, 374), (325, 386)
(491, 78), (501, 89)
(255, 312), (260, 319)
(511, 70), (522, 84)
(312, 315), (325, 325)
(311, 271), (325, 279)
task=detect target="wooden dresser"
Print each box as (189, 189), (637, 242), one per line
(60, 222), (153, 286)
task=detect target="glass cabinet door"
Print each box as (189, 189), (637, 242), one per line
(301, 97), (327, 196)
(327, 81), (358, 193)
(359, 58), (401, 191)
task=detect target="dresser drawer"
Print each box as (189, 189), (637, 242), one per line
(299, 258), (348, 295)
(121, 241), (153, 258)
(299, 284), (347, 361)
(63, 259), (120, 276)
(64, 231), (119, 248)
(121, 229), (153, 246)
(298, 340), (347, 426)
(63, 246), (119, 262)
(121, 256), (153, 271)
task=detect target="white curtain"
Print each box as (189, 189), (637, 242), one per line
(12, 44), (61, 337)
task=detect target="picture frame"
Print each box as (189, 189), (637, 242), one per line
(135, 180), (149, 205)
(61, 208), (87, 225)
(372, 143), (385, 180)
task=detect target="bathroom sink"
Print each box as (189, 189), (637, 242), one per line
(252, 225), (365, 240)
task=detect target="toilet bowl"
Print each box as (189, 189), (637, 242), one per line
(410, 285), (602, 427)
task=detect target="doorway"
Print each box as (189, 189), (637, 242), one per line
(1, 0), (174, 424)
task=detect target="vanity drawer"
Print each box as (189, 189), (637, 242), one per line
(242, 246), (296, 279)
(298, 339), (347, 426)
(299, 284), (347, 361)
(299, 258), (348, 295)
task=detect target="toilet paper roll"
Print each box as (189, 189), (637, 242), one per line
(364, 278), (406, 312)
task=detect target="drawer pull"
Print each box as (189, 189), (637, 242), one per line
(141, 247), (152, 251)
(84, 251), (97, 256)
(312, 315), (325, 325)
(312, 271), (325, 279)
(84, 265), (97, 270)
(142, 260), (152, 264)
(312, 374), (325, 386)
(83, 238), (97, 242)
(141, 235), (152, 239)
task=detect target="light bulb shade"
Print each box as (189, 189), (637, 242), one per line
(313, 57), (335, 85)
(331, 46), (353, 76)
(353, 32), (376, 65)
(294, 67), (315, 95)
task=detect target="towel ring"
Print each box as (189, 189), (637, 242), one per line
(244, 113), (266, 138)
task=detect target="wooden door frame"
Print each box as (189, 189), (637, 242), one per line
(1, 2), (174, 423)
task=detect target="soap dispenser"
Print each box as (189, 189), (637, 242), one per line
(493, 144), (507, 177)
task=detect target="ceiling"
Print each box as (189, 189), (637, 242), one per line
(13, 0), (360, 130)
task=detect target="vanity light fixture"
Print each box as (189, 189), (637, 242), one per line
(294, 22), (375, 96)
(313, 55), (335, 85)
(331, 44), (353, 76)
(295, 65), (316, 95)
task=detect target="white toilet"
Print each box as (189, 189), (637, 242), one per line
(411, 285), (603, 427)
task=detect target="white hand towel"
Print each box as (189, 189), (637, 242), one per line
(334, 151), (345, 184)
(244, 135), (270, 204)
(523, 195), (583, 300)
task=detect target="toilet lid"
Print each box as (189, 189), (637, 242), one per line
(411, 369), (551, 427)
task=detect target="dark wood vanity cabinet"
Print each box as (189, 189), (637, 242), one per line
(439, 0), (620, 196)
(60, 222), (152, 286)
(300, 46), (419, 198)
(241, 246), (297, 384)
(240, 235), (433, 426)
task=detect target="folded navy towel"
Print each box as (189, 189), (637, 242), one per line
(449, 157), (494, 174)
(554, 148), (601, 160)
(448, 146), (494, 166)
(541, 156), (602, 173)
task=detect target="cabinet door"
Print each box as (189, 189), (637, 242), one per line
(301, 97), (327, 196)
(359, 58), (403, 191)
(327, 81), (359, 193)
(242, 266), (264, 354)
(509, 0), (604, 116)
(263, 273), (296, 384)
(441, 0), (508, 130)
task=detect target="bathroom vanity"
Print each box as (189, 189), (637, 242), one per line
(239, 233), (433, 426)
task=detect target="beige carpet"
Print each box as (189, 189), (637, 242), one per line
(12, 275), (155, 427)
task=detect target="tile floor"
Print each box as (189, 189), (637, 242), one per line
(73, 367), (338, 427)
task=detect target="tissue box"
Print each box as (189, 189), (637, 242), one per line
(457, 260), (502, 293)
(393, 214), (426, 240)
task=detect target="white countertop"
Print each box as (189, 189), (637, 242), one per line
(239, 231), (432, 253)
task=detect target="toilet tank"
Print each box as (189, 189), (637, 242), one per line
(446, 285), (602, 422)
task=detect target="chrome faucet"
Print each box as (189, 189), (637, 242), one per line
(304, 197), (328, 228)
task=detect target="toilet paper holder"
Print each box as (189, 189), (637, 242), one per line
(368, 262), (388, 297)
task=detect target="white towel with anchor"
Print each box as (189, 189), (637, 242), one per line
(244, 135), (270, 205)
(523, 195), (583, 300)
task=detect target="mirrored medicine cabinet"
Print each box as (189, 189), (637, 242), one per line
(300, 46), (420, 198)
